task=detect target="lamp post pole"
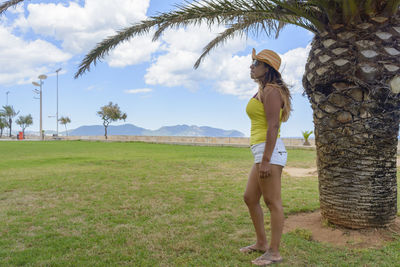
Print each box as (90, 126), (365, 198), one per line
(40, 83), (42, 139)
(55, 68), (61, 136)
(33, 74), (47, 140)
(6, 91), (10, 105)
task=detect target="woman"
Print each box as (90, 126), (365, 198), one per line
(240, 48), (291, 266)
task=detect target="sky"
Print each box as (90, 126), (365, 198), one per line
(0, 0), (315, 137)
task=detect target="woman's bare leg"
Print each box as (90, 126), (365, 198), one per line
(242, 164), (268, 250)
(258, 164), (284, 256)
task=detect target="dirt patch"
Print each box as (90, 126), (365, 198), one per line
(284, 167), (317, 177)
(284, 210), (400, 248)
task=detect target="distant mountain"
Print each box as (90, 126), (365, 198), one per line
(66, 124), (244, 137)
(68, 124), (146, 136)
(150, 125), (243, 137)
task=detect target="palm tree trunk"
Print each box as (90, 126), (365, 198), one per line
(65, 125), (68, 136)
(303, 16), (399, 228)
(9, 118), (12, 137)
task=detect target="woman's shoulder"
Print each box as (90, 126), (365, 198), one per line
(263, 83), (281, 93)
(262, 83), (283, 103)
(264, 82), (281, 90)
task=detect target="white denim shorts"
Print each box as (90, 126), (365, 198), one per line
(250, 138), (287, 167)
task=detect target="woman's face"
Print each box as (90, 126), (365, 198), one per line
(250, 60), (268, 80)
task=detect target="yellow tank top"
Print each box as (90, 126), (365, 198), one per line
(246, 97), (282, 145)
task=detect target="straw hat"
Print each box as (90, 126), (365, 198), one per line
(252, 48), (281, 73)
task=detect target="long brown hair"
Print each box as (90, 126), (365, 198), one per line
(255, 63), (292, 122)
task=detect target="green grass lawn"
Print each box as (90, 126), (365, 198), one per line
(0, 141), (399, 266)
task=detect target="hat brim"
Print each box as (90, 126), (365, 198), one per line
(252, 48), (280, 73)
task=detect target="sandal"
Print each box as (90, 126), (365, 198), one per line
(252, 251), (283, 266)
(239, 245), (267, 254)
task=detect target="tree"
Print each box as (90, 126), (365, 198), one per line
(0, 114), (8, 138)
(4, 1), (399, 229)
(16, 114), (33, 138)
(59, 116), (71, 136)
(97, 102), (127, 139)
(75, 1), (399, 229)
(302, 130), (313, 146)
(1, 105), (19, 137)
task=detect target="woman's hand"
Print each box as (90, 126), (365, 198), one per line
(259, 160), (272, 179)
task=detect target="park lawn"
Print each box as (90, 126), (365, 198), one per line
(0, 141), (398, 266)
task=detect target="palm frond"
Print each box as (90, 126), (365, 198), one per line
(274, 20), (288, 38)
(75, 0), (326, 77)
(194, 21), (254, 69)
(268, 0), (325, 30)
(307, 0), (338, 25)
(313, 0), (399, 24)
(342, 0), (361, 23)
(384, 0), (400, 14)
(364, 0), (378, 16)
(152, 0), (284, 41)
(74, 19), (159, 78)
(0, 0), (25, 16)
(194, 10), (317, 68)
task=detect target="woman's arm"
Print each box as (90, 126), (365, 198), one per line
(259, 85), (283, 178)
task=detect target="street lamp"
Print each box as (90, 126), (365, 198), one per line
(32, 74), (47, 140)
(55, 68), (61, 136)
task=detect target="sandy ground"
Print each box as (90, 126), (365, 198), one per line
(284, 211), (400, 248)
(284, 167), (317, 177)
(282, 157), (400, 248)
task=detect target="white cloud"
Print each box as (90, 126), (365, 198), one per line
(85, 84), (105, 91)
(1, 0), (156, 86)
(107, 33), (160, 67)
(213, 55), (258, 99)
(124, 88), (152, 94)
(14, 0), (152, 54)
(7, 4), (24, 14)
(144, 24), (258, 98)
(0, 26), (71, 85)
(3, 0), (311, 96)
(279, 45), (311, 93)
(144, 22), (310, 98)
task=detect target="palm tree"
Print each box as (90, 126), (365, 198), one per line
(0, 114), (8, 138)
(1, 105), (19, 137)
(75, 0), (400, 229)
(302, 130), (313, 146)
(59, 116), (71, 136)
(3, 1), (399, 228)
(16, 114), (33, 138)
